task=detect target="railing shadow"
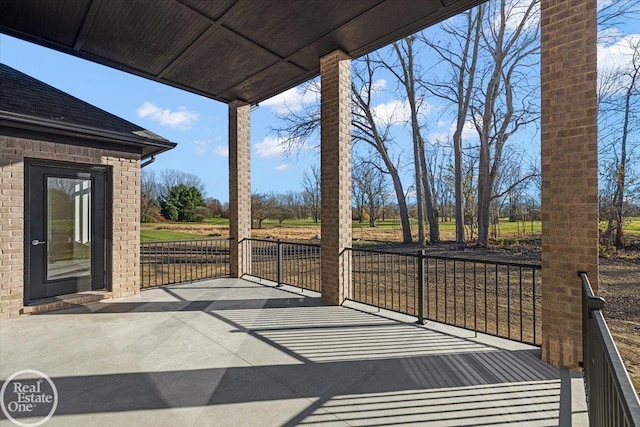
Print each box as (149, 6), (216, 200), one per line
(1, 279), (586, 426)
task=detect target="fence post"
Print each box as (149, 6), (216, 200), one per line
(277, 239), (283, 287)
(416, 250), (426, 325)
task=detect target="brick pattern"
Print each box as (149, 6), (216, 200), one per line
(0, 136), (141, 319)
(21, 291), (113, 315)
(320, 50), (352, 305)
(540, 0), (598, 367)
(229, 101), (252, 277)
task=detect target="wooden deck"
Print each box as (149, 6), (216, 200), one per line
(0, 278), (588, 426)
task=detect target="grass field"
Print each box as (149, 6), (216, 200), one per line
(140, 229), (211, 242)
(141, 217), (546, 242)
(138, 216), (639, 394)
(141, 216), (640, 243)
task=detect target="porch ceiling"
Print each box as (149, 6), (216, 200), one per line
(0, 0), (484, 105)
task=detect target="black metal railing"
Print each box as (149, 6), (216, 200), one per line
(239, 239), (541, 345)
(581, 271), (640, 427)
(349, 247), (542, 345)
(243, 238), (321, 292)
(140, 239), (230, 288)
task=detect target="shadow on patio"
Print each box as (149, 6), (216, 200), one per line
(0, 278), (587, 426)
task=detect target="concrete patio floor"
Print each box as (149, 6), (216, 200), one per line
(1, 278), (588, 426)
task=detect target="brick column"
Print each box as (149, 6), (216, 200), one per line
(229, 101), (251, 277)
(540, 0), (598, 367)
(320, 50), (352, 305)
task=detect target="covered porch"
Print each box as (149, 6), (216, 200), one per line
(0, 0), (599, 368)
(0, 278), (588, 426)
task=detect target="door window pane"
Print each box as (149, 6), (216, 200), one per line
(47, 177), (92, 280)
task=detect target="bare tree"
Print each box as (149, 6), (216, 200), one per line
(205, 198), (225, 218)
(251, 193), (276, 229)
(463, 151), (479, 241)
(353, 157), (388, 227)
(301, 164), (321, 223)
(383, 37), (440, 244)
(419, 6), (483, 245)
(351, 56), (413, 242)
(472, 0), (540, 246)
(141, 169), (160, 221)
(597, 0), (640, 40)
(275, 192), (297, 226)
(158, 169), (206, 200)
(599, 38), (640, 247)
(425, 141), (455, 223)
(272, 57), (414, 242)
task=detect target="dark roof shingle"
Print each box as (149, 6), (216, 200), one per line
(0, 63), (175, 157)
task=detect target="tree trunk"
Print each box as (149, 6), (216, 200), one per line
(613, 55), (637, 248)
(421, 149), (440, 243)
(414, 152), (426, 245)
(379, 148), (412, 243)
(453, 129), (465, 245)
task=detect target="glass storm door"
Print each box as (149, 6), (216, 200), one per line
(27, 162), (106, 301)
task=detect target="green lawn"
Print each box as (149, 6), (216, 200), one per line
(141, 216), (640, 242)
(140, 229), (205, 242)
(204, 217), (232, 226)
(623, 217), (640, 233)
(599, 217), (640, 234)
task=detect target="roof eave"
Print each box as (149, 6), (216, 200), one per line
(0, 110), (177, 159)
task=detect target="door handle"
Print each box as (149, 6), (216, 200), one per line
(31, 239), (46, 246)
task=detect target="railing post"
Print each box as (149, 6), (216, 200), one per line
(277, 239), (283, 287)
(416, 250), (426, 325)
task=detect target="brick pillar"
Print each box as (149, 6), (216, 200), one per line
(540, 0), (598, 367)
(320, 50), (352, 305)
(229, 101), (251, 277)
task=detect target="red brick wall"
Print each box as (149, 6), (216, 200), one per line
(320, 50), (352, 304)
(540, 0), (598, 367)
(0, 136), (141, 318)
(229, 101), (252, 277)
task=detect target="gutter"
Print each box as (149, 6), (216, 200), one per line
(140, 156), (156, 168)
(0, 110), (176, 159)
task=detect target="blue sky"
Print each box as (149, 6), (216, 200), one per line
(1, 3), (638, 203)
(0, 34), (320, 202)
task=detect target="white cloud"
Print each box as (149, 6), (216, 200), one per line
(372, 79), (387, 92)
(598, 27), (624, 44)
(371, 99), (411, 125)
(213, 145), (228, 157)
(449, 119), (477, 141)
(261, 83), (319, 114)
(137, 102), (199, 130)
(598, 34), (640, 73)
(254, 137), (286, 158)
(274, 164), (290, 171)
(598, 33), (640, 94)
(371, 98), (432, 127)
(427, 132), (450, 145)
(192, 140), (209, 155)
(426, 118), (478, 145)
(491, 0), (540, 34)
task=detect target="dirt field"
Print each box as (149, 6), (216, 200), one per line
(141, 222), (639, 394)
(598, 257), (640, 397)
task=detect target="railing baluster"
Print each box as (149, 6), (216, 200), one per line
(435, 258), (439, 321)
(444, 259), (448, 324)
(463, 261), (467, 329)
(495, 264), (498, 336)
(580, 271), (640, 427)
(532, 267), (537, 344)
(139, 238), (232, 288)
(474, 262), (477, 334)
(507, 265), (510, 339)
